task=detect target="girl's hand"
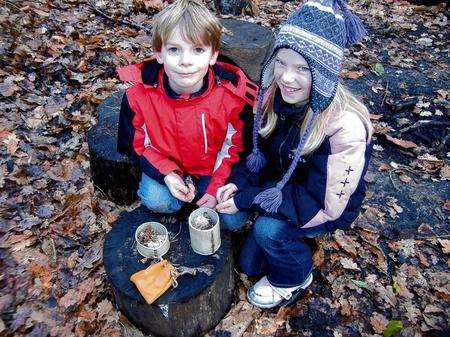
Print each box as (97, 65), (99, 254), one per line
(216, 183), (238, 203)
(164, 172), (192, 202)
(196, 193), (217, 208)
(216, 198), (238, 214)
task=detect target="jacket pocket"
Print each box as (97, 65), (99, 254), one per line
(201, 113), (208, 154)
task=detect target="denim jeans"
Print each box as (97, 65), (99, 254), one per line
(222, 213), (330, 287)
(138, 173), (245, 229)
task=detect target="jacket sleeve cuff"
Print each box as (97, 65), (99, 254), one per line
(140, 157), (166, 185)
(234, 187), (265, 211)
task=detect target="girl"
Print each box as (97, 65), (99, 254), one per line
(216, 0), (373, 308)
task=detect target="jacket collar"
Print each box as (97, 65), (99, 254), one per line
(117, 57), (240, 100)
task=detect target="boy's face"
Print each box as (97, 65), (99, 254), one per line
(156, 27), (219, 95)
(274, 48), (312, 106)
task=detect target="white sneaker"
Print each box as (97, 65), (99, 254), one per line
(247, 273), (313, 309)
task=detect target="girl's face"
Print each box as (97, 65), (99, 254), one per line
(274, 48), (312, 106)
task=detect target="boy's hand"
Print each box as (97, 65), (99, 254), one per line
(216, 183), (238, 203)
(164, 172), (192, 202)
(216, 198), (238, 214)
(196, 193), (217, 208)
(184, 176), (196, 203)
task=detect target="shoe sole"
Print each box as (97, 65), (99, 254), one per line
(247, 273), (313, 309)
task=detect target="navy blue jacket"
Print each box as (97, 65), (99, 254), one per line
(231, 107), (372, 230)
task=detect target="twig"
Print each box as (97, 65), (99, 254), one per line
(380, 80), (389, 107)
(438, 131), (450, 153)
(399, 120), (450, 134)
(88, 1), (152, 33)
(5, 0), (22, 11)
(388, 170), (400, 191)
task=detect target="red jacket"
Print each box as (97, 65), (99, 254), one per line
(117, 59), (257, 195)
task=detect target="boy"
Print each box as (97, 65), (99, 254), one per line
(117, 0), (257, 213)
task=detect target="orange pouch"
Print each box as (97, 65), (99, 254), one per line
(130, 260), (176, 304)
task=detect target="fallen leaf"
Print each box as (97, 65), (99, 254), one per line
(371, 312), (389, 334)
(443, 200), (450, 212)
(398, 174), (412, 183)
(58, 279), (96, 310)
(437, 239), (450, 254)
(440, 165), (450, 180)
(333, 230), (358, 256)
(351, 279), (367, 289)
(385, 135), (417, 149)
(372, 62), (385, 76)
(342, 70), (364, 79)
(340, 257), (360, 270)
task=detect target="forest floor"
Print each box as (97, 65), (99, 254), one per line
(0, 0), (448, 336)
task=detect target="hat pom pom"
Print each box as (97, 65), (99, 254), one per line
(335, 0), (366, 46)
(246, 149), (267, 173)
(253, 187), (282, 213)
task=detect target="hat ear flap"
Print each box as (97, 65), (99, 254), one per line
(260, 52), (277, 90)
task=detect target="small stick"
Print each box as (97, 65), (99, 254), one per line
(388, 170), (400, 191)
(380, 80), (389, 107)
(88, 1), (152, 33)
(438, 131), (450, 152)
(399, 120), (450, 134)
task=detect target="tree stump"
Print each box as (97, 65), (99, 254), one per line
(103, 206), (235, 337)
(87, 19), (274, 205)
(214, 0), (250, 16)
(87, 90), (140, 205)
(219, 19), (274, 83)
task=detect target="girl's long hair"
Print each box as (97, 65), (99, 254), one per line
(259, 82), (373, 155)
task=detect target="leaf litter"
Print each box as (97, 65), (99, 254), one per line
(1, 0), (449, 336)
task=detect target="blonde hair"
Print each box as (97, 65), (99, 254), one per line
(152, 0), (222, 52)
(260, 83), (373, 155)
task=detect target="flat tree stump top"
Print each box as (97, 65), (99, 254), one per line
(103, 206), (232, 304)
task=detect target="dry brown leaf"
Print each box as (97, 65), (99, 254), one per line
(370, 312), (389, 334)
(437, 239), (450, 254)
(342, 70), (364, 79)
(440, 165), (450, 180)
(418, 253), (429, 267)
(58, 279), (97, 309)
(385, 134), (418, 149)
(443, 200), (450, 212)
(398, 174), (412, 183)
(333, 230), (358, 257)
(214, 301), (260, 337)
(254, 315), (278, 335)
(417, 154), (444, 173)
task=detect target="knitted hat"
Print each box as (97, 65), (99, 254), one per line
(247, 0), (366, 213)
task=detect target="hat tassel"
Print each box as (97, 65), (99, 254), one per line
(246, 149), (267, 173)
(335, 0), (366, 46)
(253, 186), (283, 213)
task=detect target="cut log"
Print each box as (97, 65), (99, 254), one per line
(87, 19), (274, 205)
(103, 206), (235, 337)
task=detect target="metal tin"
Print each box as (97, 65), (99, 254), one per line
(188, 207), (221, 255)
(135, 222), (170, 258)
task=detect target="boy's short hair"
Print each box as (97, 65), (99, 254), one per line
(152, 0), (222, 53)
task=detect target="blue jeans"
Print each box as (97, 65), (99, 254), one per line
(222, 213), (330, 287)
(138, 173), (245, 229)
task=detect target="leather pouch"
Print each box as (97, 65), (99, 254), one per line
(130, 259), (177, 304)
